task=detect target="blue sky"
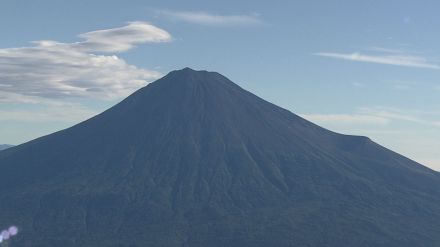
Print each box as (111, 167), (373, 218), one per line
(0, 0), (439, 170)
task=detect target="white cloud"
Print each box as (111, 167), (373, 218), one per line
(75, 21), (171, 52)
(315, 51), (440, 69)
(33, 21), (171, 53)
(0, 22), (171, 101)
(158, 10), (262, 26)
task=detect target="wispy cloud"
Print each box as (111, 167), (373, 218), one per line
(301, 114), (389, 125)
(302, 107), (440, 128)
(158, 10), (262, 26)
(367, 46), (405, 54)
(74, 21), (171, 52)
(0, 22), (171, 101)
(358, 107), (440, 127)
(315, 50), (440, 70)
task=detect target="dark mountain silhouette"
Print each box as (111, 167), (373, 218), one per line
(0, 68), (439, 247)
(0, 144), (13, 151)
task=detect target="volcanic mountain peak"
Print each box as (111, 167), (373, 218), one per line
(173, 66), (209, 75)
(0, 68), (439, 247)
(153, 67), (226, 86)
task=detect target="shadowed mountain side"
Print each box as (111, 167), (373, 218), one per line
(0, 68), (439, 247)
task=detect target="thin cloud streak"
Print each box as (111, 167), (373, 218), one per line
(315, 52), (440, 69)
(302, 107), (440, 128)
(75, 21), (171, 52)
(301, 114), (389, 125)
(158, 10), (262, 26)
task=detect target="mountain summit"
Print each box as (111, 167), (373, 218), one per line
(0, 68), (439, 247)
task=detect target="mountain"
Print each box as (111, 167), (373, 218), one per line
(0, 68), (439, 247)
(0, 144), (13, 151)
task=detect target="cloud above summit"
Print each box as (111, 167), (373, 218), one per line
(315, 50), (440, 70)
(0, 22), (171, 101)
(73, 21), (171, 52)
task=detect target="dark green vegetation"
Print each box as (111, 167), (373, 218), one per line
(0, 68), (439, 247)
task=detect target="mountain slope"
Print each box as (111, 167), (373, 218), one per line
(0, 68), (439, 247)
(0, 144), (13, 151)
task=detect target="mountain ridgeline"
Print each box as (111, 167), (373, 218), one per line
(0, 144), (13, 151)
(0, 68), (439, 247)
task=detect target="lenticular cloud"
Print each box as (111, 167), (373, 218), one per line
(0, 226), (18, 243)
